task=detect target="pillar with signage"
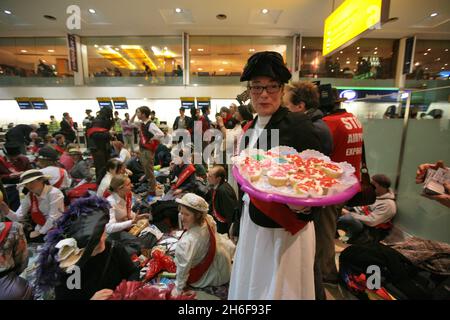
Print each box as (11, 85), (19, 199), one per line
(67, 33), (85, 86)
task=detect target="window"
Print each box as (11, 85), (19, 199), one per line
(409, 39), (450, 81)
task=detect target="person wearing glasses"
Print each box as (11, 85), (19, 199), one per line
(228, 51), (323, 300)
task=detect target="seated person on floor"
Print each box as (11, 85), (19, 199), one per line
(416, 160), (450, 208)
(172, 193), (235, 297)
(165, 149), (198, 199)
(0, 221), (33, 300)
(0, 170), (64, 243)
(106, 175), (150, 254)
(36, 146), (71, 190)
(154, 143), (172, 168)
(51, 134), (66, 156)
(112, 141), (131, 164)
(338, 174), (396, 243)
(68, 148), (93, 182)
(126, 152), (145, 184)
(207, 165), (238, 235)
(59, 143), (77, 172)
(0, 142), (33, 210)
(35, 196), (140, 300)
(97, 158), (126, 198)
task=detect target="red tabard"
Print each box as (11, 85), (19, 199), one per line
(187, 223), (216, 284)
(30, 193), (46, 226)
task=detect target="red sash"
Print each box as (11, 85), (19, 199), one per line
(30, 193), (46, 226)
(53, 168), (65, 189)
(172, 164), (196, 190)
(361, 206), (393, 230)
(0, 156), (18, 174)
(87, 127), (108, 138)
(212, 189), (227, 223)
(103, 190), (111, 198)
(187, 223), (216, 284)
(0, 222), (13, 245)
(54, 145), (65, 155)
(126, 192), (132, 220)
(139, 123), (160, 152)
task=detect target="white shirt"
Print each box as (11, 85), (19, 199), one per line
(97, 172), (113, 197)
(174, 215), (235, 292)
(143, 120), (164, 141)
(118, 148), (131, 164)
(248, 115), (271, 149)
(7, 184), (64, 234)
(105, 193), (136, 234)
(40, 166), (72, 189)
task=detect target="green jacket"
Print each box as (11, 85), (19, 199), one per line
(48, 120), (60, 134)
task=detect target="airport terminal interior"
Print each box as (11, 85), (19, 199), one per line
(0, 0), (449, 302)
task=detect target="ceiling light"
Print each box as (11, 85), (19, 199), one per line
(445, 49), (449, 52)
(424, 52), (428, 56)
(193, 84), (198, 87)
(374, 51), (378, 55)
(425, 68), (428, 70)
(216, 14), (227, 20)
(197, 48), (204, 52)
(190, 60), (195, 63)
(357, 51), (361, 54)
(375, 47), (378, 50)
(336, 57), (339, 60)
(430, 13), (438, 17)
(94, 44), (98, 48)
(340, 51), (343, 54)
(88, 8), (96, 14)
(346, 61), (350, 64)
(249, 48), (255, 52)
(441, 67), (445, 70)
(219, 68), (224, 72)
(189, 48), (192, 52)
(4, 10), (12, 15)
(198, 68), (203, 71)
(445, 63), (448, 66)
(115, 47), (120, 50)
(415, 62), (420, 66)
(436, 58), (441, 61)
(356, 47), (360, 50)
(261, 9), (269, 14)
(302, 46), (306, 49)
(48, 49), (55, 53)
(138, 84), (144, 87)
(427, 48), (431, 51)
(20, 49), (27, 53)
(175, 8), (182, 13)
(42, 60), (47, 63)
(222, 61), (228, 65)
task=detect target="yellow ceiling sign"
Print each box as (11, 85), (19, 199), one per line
(323, 0), (390, 56)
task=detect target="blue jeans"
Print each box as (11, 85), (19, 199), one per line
(337, 213), (364, 238)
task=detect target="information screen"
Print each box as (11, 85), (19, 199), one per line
(112, 97), (128, 109)
(30, 97), (48, 110)
(97, 97), (113, 109)
(16, 97), (33, 110)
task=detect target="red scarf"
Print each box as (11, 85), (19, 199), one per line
(361, 206), (393, 230)
(240, 119), (309, 235)
(30, 193), (46, 226)
(54, 145), (65, 155)
(87, 127), (108, 138)
(0, 156), (18, 174)
(172, 164), (196, 190)
(212, 189), (227, 223)
(187, 223), (216, 284)
(0, 222), (13, 245)
(139, 123), (160, 152)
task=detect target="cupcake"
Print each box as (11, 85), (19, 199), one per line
(320, 162), (343, 178)
(243, 163), (262, 182)
(267, 169), (289, 187)
(293, 182), (310, 196)
(278, 163), (298, 174)
(302, 167), (326, 179)
(289, 173), (311, 186)
(316, 177), (338, 194)
(306, 157), (326, 168)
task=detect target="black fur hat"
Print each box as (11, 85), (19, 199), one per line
(240, 51), (291, 83)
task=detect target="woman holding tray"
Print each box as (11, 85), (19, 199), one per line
(228, 51), (322, 300)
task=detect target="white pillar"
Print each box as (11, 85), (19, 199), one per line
(395, 37), (407, 89)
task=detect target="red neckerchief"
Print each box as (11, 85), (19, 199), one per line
(172, 164), (196, 190)
(0, 222), (13, 245)
(212, 188), (226, 223)
(187, 222), (216, 284)
(361, 205), (393, 230)
(240, 119), (309, 235)
(125, 192), (132, 220)
(30, 193), (46, 226)
(139, 122), (160, 152)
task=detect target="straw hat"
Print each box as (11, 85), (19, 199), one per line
(17, 169), (51, 187)
(176, 193), (209, 213)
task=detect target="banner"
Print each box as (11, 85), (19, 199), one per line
(67, 33), (78, 72)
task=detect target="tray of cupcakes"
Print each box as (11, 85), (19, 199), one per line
(231, 147), (360, 206)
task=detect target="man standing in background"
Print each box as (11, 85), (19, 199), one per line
(48, 115), (60, 136)
(121, 112), (135, 151)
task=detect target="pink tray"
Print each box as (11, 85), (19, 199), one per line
(232, 165), (360, 206)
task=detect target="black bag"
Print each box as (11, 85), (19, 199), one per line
(346, 142), (377, 207)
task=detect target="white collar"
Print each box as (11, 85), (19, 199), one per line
(36, 184), (51, 200)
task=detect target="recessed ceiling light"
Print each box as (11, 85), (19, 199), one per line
(302, 46), (306, 49)
(261, 9), (269, 14)
(21, 49), (27, 53)
(197, 68), (203, 71)
(94, 44), (98, 48)
(436, 58), (441, 61)
(375, 47), (378, 50)
(175, 8), (182, 13)
(249, 48), (255, 52)
(424, 52), (428, 56)
(442, 67), (445, 70)
(197, 48), (204, 52)
(336, 57), (339, 60)
(425, 67), (429, 70)
(356, 47), (360, 50)
(88, 8), (96, 14)
(4, 10), (12, 15)
(357, 51), (361, 54)
(216, 14), (227, 20)
(189, 48), (192, 52)
(48, 49), (54, 52)
(340, 51), (343, 54)
(190, 60), (195, 63)
(445, 49), (449, 52)
(374, 51), (378, 55)
(222, 61), (228, 65)
(445, 63), (448, 66)
(193, 84), (198, 87)
(430, 13), (438, 17)
(346, 61), (350, 64)
(415, 62), (420, 66)
(427, 48), (431, 51)
(42, 60), (47, 63)
(219, 68), (224, 72)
